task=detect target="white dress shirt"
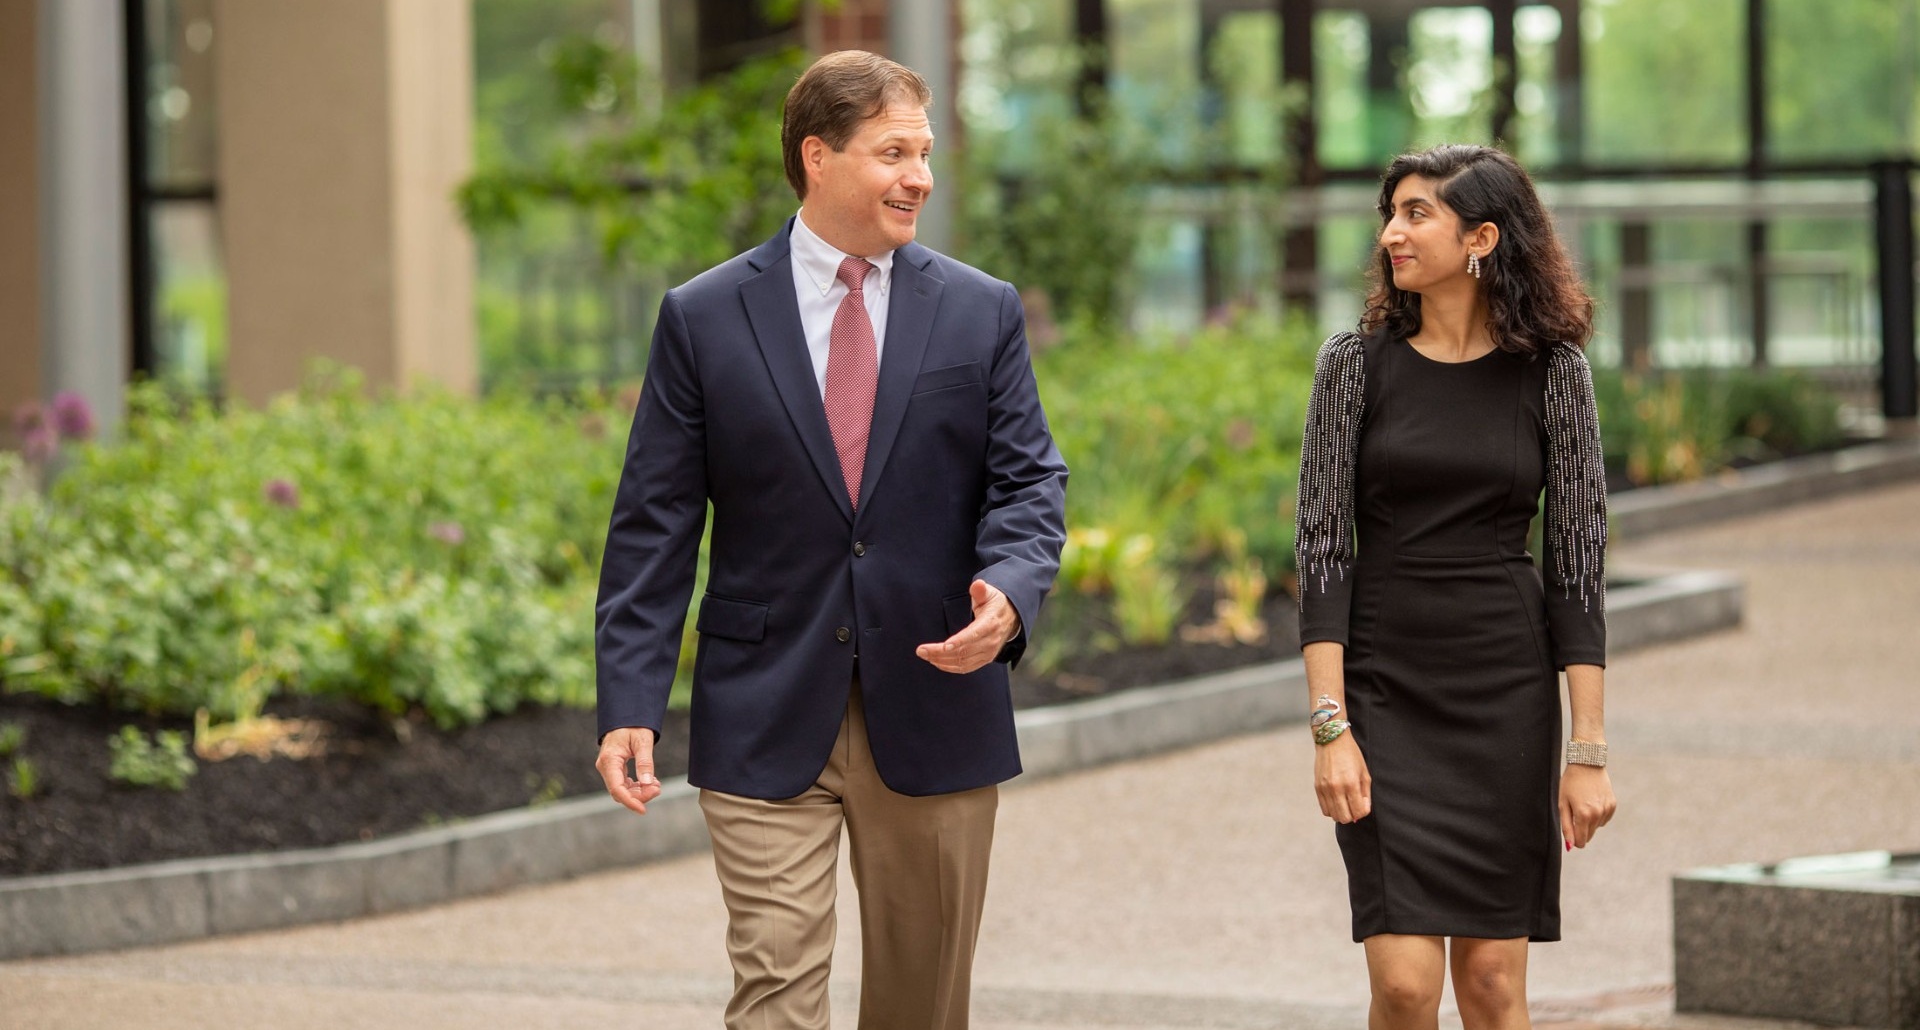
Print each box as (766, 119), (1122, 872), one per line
(789, 210), (894, 399)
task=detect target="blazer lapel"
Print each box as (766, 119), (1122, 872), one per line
(741, 222), (855, 523)
(857, 242), (943, 514)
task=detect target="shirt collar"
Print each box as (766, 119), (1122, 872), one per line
(791, 210), (894, 298)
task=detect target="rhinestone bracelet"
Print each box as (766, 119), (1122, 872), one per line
(1564, 738), (1608, 767)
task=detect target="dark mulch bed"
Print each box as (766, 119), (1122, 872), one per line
(0, 589), (1302, 877)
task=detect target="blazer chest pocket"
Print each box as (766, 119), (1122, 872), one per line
(697, 594), (768, 643)
(943, 592), (975, 635)
(910, 361), (981, 396)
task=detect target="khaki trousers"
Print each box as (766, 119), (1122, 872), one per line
(699, 685), (999, 1030)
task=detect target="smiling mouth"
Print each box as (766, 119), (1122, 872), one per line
(885, 201), (917, 214)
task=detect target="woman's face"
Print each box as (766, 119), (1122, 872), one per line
(1379, 174), (1477, 295)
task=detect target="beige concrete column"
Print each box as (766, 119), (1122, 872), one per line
(0, 0), (41, 445)
(216, 0), (474, 405)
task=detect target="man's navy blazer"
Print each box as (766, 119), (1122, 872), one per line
(595, 220), (1069, 800)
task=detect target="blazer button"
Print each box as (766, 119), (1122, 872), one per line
(853, 541), (866, 557)
(835, 626), (851, 643)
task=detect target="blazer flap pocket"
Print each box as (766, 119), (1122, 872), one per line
(696, 594), (769, 642)
(910, 361), (982, 396)
(943, 592), (975, 635)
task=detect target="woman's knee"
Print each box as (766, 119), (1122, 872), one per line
(1371, 967), (1444, 1013)
(1453, 949), (1526, 1013)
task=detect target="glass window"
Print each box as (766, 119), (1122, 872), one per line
(1315, 10), (1372, 169)
(142, 0), (217, 187)
(138, 0), (226, 394)
(1767, 0), (1918, 161)
(1582, 0), (1746, 164)
(1209, 11), (1282, 169)
(1130, 206), (1206, 333)
(150, 201), (226, 395)
(1767, 217), (1874, 369)
(956, 0), (1077, 169)
(1111, 0), (1204, 167)
(1407, 6), (1494, 148)
(1648, 219), (1747, 367)
(1512, 5), (1565, 167)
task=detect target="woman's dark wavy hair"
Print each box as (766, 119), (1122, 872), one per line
(1360, 144), (1594, 356)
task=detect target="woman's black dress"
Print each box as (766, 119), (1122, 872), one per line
(1295, 329), (1609, 943)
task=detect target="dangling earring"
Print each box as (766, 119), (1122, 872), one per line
(1468, 252), (1482, 279)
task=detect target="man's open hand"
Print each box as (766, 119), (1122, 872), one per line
(596, 727), (663, 815)
(915, 580), (1020, 674)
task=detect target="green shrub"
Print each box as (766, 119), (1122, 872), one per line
(1593, 366), (1847, 486)
(1037, 313), (1319, 583)
(0, 323), (1850, 727)
(108, 726), (197, 791)
(0, 375), (623, 726)
(0, 720), (23, 758)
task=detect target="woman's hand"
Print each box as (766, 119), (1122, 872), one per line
(1314, 732), (1372, 823)
(1559, 764), (1616, 849)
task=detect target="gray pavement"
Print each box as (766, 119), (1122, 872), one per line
(5, 483), (1920, 1030)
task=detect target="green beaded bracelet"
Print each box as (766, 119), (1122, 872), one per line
(1313, 718), (1351, 746)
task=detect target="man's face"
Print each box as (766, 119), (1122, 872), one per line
(801, 101), (934, 257)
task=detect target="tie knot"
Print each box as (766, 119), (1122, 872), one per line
(836, 256), (872, 292)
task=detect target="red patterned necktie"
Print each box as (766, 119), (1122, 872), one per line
(825, 256), (879, 508)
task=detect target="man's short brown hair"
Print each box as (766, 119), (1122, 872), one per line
(782, 50), (932, 200)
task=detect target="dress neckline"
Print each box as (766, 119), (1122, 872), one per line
(1400, 338), (1504, 366)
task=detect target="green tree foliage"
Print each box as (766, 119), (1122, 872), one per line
(473, 0), (637, 167)
(460, 41), (807, 280)
(1767, 0), (1919, 160)
(1582, 0), (1746, 163)
(959, 108), (1147, 327)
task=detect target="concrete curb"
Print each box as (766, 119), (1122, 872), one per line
(0, 563), (1743, 962)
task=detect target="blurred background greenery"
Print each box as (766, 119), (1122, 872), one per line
(2, 0), (1904, 727)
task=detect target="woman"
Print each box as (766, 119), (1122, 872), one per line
(1294, 144), (1618, 1029)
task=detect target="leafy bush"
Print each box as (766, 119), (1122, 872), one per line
(460, 44), (804, 283)
(960, 109), (1148, 326)
(1593, 366), (1847, 486)
(108, 726), (197, 791)
(1032, 314), (1318, 647)
(0, 373), (624, 727)
(0, 323), (1848, 724)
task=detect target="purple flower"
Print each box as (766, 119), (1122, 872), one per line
(427, 521), (465, 546)
(263, 478), (300, 509)
(50, 392), (96, 441)
(21, 425), (57, 465)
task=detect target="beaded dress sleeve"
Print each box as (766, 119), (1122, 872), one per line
(1295, 331), (1367, 648)
(1542, 342), (1609, 668)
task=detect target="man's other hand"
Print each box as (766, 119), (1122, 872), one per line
(915, 579), (1020, 675)
(596, 727), (663, 816)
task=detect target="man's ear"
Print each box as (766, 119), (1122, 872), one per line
(801, 135), (828, 192)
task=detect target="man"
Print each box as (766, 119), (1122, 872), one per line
(593, 50), (1068, 1030)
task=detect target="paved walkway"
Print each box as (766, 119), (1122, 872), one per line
(6, 484), (1919, 1029)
